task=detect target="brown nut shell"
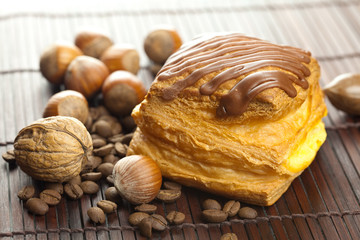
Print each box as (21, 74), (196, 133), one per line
(102, 70), (147, 116)
(43, 90), (89, 124)
(144, 28), (182, 64)
(113, 155), (162, 205)
(14, 116), (93, 183)
(64, 56), (109, 99)
(75, 30), (113, 59)
(40, 42), (83, 85)
(101, 44), (140, 75)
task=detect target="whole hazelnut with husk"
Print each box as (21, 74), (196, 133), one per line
(75, 30), (113, 59)
(64, 56), (109, 99)
(43, 90), (89, 124)
(102, 70), (146, 117)
(144, 28), (182, 64)
(100, 44), (140, 75)
(13, 116), (93, 183)
(323, 73), (360, 115)
(40, 42), (83, 85)
(113, 155), (162, 204)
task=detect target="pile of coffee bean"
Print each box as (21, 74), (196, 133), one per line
(201, 198), (258, 223)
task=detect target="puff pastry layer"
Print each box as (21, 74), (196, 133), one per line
(127, 33), (327, 206)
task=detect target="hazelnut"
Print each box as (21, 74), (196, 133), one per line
(40, 42), (83, 85)
(43, 90), (89, 124)
(144, 28), (182, 64)
(102, 70), (147, 116)
(13, 116), (92, 182)
(100, 44), (140, 75)
(75, 30), (113, 59)
(64, 56), (109, 99)
(113, 155), (162, 205)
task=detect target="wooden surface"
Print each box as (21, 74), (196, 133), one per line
(1, 0), (360, 239)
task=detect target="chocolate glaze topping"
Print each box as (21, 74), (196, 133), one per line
(159, 33), (311, 117)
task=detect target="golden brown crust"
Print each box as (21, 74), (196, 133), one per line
(128, 35), (327, 206)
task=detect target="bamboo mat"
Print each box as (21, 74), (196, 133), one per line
(1, 0), (360, 239)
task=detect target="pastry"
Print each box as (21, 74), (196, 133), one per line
(127, 33), (327, 206)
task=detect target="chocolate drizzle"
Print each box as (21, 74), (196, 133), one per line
(159, 33), (311, 117)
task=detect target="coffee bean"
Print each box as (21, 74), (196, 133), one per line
(64, 183), (83, 200)
(95, 120), (113, 138)
(40, 189), (61, 206)
(166, 211), (185, 225)
(85, 114), (93, 130)
(202, 199), (221, 210)
(92, 138), (107, 148)
(91, 134), (105, 141)
(107, 134), (124, 143)
(105, 187), (122, 204)
(121, 115), (136, 132)
(44, 182), (64, 195)
(67, 175), (81, 185)
(163, 181), (182, 191)
(120, 133), (134, 145)
(139, 217), (152, 238)
(93, 144), (114, 157)
(96, 163), (114, 177)
(103, 154), (119, 164)
(80, 181), (100, 194)
(2, 151), (16, 164)
(97, 200), (117, 213)
(81, 172), (102, 182)
(156, 189), (181, 203)
(221, 233), (238, 240)
(111, 122), (123, 136)
(128, 212), (150, 226)
(17, 185), (35, 201)
(238, 207), (257, 219)
(151, 214), (167, 231)
(223, 200), (240, 217)
(134, 203), (157, 214)
(87, 207), (106, 224)
(202, 209), (228, 223)
(114, 142), (128, 157)
(106, 175), (114, 185)
(25, 198), (49, 215)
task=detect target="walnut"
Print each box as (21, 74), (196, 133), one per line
(14, 116), (93, 182)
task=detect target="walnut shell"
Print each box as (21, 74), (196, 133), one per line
(14, 116), (93, 183)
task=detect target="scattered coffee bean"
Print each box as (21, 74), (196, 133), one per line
(67, 175), (82, 185)
(93, 144), (114, 157)
(97, 200), (117, 213)
(44, 182), (64, 195)
(89, 156), (102, 169)
(202, 199), (221, 210)
(2, 151), (16, 164)
(81, 172), (102, 182)
(25, 198), (49, 215)
(107, 134), (124, 143)
(97, 163), (114, 177)
(111, 122), (123, 136)
(221, 233), (238, 240)
(92, 138), (107, 148)
(17, 185), (35, 201)
(94, 120), (113, 138)
(114, 142), (128, 157)
(151, 214), (167, 231)
(238, 207), (258, 219)
(156, 189), (181, 203)
(39, 189), (61, 206)
(202, 209), (228, 223)
(120, 133), (134, 145)
(85, 115), (93, 130)
(106, 175), (114, 185)
(163, 181), (182, 191)
(87, 207), (106, 224)
(128, 212), (150, 226)
(103, 154), (119, 164)
(139, 217), (152, 238)
(91, 134), (104, 141)
(166, 211), (185, 225)
(134, 203), (157, 214)
(64, 183), (83, 200)
(80, 181), (100, 195)
(223, 200), (240, 217)
(105, 187), (122, 204)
